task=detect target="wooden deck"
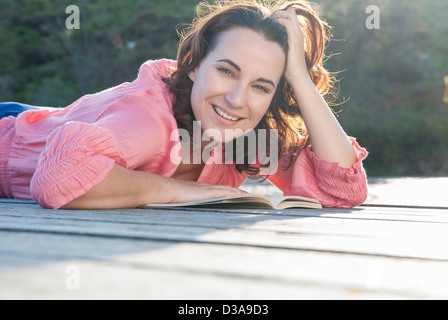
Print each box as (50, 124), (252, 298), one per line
(1, 197), (448, 300)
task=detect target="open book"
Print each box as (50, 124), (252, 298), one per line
(144, 194), (322, 210)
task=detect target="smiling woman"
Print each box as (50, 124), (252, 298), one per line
(0, 0), (368, 210)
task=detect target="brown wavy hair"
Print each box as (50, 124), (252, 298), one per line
(163, 0), (334, 176)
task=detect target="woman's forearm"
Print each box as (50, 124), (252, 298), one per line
(61, 163), (245, 210)
(290, 74), (356, 168)
(61, 164), (175, 209)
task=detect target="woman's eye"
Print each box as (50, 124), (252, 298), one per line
(218, 67), (233, 77)
(254, 85), (269, 94)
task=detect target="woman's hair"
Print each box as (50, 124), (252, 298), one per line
(163, 0), (334, 176)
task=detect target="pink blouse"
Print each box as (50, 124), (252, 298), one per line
(0, 59), (368, 209)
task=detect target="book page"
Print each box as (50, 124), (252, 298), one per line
(143, 193), (321, 209)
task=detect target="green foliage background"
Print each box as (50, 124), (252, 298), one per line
(1, 0), (447, 176)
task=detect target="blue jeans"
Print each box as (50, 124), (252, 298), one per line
(0, 102), (56, 119)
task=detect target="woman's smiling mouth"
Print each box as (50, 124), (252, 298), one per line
(213, 105), (243, 122)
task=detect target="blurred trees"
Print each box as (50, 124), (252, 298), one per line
(0, 0), (447, 175)
(0, 0), (199, 105)
(316, 0), (448, 175)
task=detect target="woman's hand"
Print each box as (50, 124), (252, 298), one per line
(169, 179), (247, 204)
(272, 8), (309, 82)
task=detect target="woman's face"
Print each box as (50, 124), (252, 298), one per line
(189, 27), (286, 143)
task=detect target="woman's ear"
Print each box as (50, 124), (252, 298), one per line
(188, 68), (197, 82)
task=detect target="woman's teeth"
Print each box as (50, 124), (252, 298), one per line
(213, 105), (240, 121)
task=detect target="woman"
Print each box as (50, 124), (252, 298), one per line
(0, 0), (368, 210)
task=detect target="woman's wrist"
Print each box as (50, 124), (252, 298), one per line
(287, 70), (356, 168)
(284, 62), (310, 85)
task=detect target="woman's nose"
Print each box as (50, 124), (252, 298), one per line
(225, 84), (247, 109)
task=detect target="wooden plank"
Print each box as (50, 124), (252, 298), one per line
(0, 258), (413, 300)
(3, 199), (448, 223)
(1, 231), (448, 299)
(1, 203), (448, 261)
(2, 199), (448, 299)
(2, 201), (448, 228)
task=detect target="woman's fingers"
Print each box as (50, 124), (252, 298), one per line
(272, 8), (307, 81)
(204, 183), (247, 195)
(272, 8), (297, 23)
(272, 8), (303, 41)
(172, 180), (247, 203)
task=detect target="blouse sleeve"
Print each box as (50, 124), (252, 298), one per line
(267, 137), (368, 208)
(30, 92), (176, 209)
(30, 122), (125, 209)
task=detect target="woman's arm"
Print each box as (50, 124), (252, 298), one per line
(62, 164), (244, 210)
(289, 76), (356, 168)
(274, 8), (356, 168)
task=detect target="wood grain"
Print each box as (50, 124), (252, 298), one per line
(1, 199), (447, 299)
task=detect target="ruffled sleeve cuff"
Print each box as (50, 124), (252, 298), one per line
(288, 137), (368, 208)
(30, 122), (127, 209)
